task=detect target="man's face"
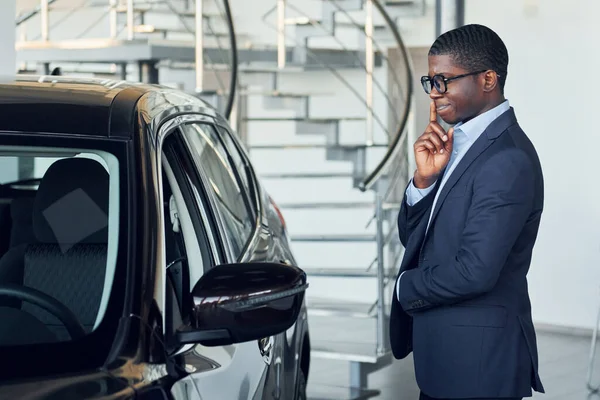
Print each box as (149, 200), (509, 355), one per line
(427, 54), (485, 125)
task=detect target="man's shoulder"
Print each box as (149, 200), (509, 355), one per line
(500, 122), (539, 158)
(479, 123), (542, 180)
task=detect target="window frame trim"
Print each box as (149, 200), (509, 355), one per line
(155, 114), (225, 266)
(178, 121), (258, 263)
(214, 124), (261, 221)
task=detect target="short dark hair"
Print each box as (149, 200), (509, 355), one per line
(429, 24), (509, 91)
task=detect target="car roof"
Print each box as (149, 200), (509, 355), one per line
(0, 75), (215, 138)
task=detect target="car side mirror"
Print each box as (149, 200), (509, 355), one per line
(176, 262), (308, 346)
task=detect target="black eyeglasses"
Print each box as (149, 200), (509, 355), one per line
(421, 70), (491, 94)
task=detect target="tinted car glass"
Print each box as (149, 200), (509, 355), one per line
(216, 125), (255, 213)
(0, 147), (120, 346)
(180, 123), (253, 260)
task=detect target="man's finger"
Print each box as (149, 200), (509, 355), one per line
(428, 122), (448, 142)
(430, 101), (437, 123)
(444, 127), (455, 152)
(416, 139), (437, 154)
(425, 132), (444, 152)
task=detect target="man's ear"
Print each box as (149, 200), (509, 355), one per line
(482, 70), (499, 92)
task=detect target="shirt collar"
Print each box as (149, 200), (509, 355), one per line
(453, 100), (511, 142)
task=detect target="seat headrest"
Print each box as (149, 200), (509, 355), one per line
(33, 158), (110, 245)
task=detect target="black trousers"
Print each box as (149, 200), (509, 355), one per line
(419, 392), (522, 400)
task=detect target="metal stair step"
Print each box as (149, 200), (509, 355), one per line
(239, 65), (307, 73)
(111, 5), (217, 18)
(241, 89), (333, 97)
(302, 267), (395, 277)
(132, 24), (231, 38)
(276, 202), (374, 209)
(243, 116), (366, 122)
(307, 384), (379, 400)
(239, 64), (364, 73)
(248, 143), (387, 150)
(311, 339), (392, 364)
(260, 172), (356, 179)
(306, 297), (384, 318)
(290, 234), (376, 242)
(285, 17), (322, 26)
(385, 0), (419, 5)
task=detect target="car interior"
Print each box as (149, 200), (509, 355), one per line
(0, 149), (118, 346)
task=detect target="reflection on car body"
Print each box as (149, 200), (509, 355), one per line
(0, 76), (310, 400)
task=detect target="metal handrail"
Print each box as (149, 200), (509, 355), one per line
(260, 5), (390, 143)
(199, 0), (238, 120)
(16, 0), (59, 26)
(221, 0), (238, 120)
(325, 0), (407, 114)
(265, 0), (412, 160)
(358, 0), (414, 191)
(16, 0), (239, 122)
(283, 1), (402, 137)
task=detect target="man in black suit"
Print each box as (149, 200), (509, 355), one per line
(390, 24), (545, 399)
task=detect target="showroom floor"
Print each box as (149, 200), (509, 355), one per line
(309, 330), (599, 400)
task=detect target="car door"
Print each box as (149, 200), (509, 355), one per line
(156, 118), (280, 400)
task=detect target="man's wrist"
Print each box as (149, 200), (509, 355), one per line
(413, 171), (438, 189)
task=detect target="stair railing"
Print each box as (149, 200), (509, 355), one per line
(262, 0), (405, 148)
(16, 0), (240, 120)
(266, 0), (414, 355)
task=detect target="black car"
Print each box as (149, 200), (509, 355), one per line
(0, 76), (310, 400)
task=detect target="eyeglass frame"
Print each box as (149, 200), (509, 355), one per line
(420, 70), (499, 94)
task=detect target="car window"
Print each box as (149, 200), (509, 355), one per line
(0, 145), (120, 347)
(216, 125), (255, 213)
(179, 123), (254, 260)
(158, 132), (230, 343)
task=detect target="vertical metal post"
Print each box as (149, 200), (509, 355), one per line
(109, 0), (118, 38)
(365, 0), (374, 146)
(230, 90), (239, 132)
(277, 0), (286, 68)
(436, 0), (463, 37)
(349, 361), (368, 389)
(126, 0), (134, 40)
(41, 0), (49, 41)
(456, 0), (465, 27)
(435, 0), (442, 38)
(138, 61), (159, 84)
(375, 188), (386, 355)
(195, 0), (204, 92)
(587, 287), (600, 391)
(406, 101), (417, 175)
(119, 63), (127, 80)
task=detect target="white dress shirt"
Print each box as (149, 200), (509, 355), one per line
(397, 100), (511, 301)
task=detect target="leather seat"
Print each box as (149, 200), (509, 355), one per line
(9, 196), (36, 248)
(0, 157), (110, 341)
(0, 204), (11, 258)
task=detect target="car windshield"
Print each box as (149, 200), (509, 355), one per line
(0, 146), (120, 347)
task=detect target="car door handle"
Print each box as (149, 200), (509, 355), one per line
(258, 336), (274, 365)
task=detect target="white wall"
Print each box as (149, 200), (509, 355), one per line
(465, 0), (600, 330)
(1, 0), (15, 76)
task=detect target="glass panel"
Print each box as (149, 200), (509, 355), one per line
(0, 146), (120, 346)
(180, 123), (253, 259)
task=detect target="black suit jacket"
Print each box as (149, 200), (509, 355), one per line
(390, 108), (545, 398)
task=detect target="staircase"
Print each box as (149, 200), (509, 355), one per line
(14, 1), (420, 398)
(240, 2), (417, 399)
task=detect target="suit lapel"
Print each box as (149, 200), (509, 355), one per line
(426, 108), (518, 235)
